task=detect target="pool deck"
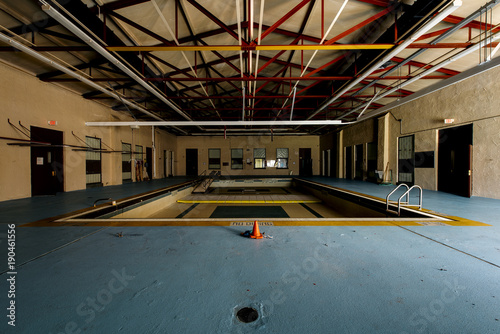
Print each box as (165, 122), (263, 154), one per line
(0, 176), (499, 333)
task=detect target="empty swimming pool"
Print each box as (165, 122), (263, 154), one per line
(31, 177), (478, 227)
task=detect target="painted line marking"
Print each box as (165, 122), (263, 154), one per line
(176, 203), (199, 219)
(299, 203), (324, 218)
(230, 222), (275, 226)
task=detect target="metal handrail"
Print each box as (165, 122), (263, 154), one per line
(397, 185), (423, 216)
(192, 170), (221, 193)
(386, 184), (409, 213)
(93, 198), (114, 207)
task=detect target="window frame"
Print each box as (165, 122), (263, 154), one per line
(208, 148), (221, 169)
(122, 142), (132, 181)
(85, 136), (102, 186)
(231, 148), (244, 169)
(253, 148), (266, 169)
(276, 148), (289, 169)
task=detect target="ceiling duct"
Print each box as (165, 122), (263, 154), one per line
(308, 0), (462, 120)
(41, 2), (196, 126)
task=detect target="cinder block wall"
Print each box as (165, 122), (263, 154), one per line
(176, 135), (320, 176)
(0, 63), (176, 201)
(327, 64), (500, 199)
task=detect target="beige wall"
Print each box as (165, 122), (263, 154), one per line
(0, 63), (176, 201)
(3, 56), (500, 201)
(175, 135), (320, 176)
(332, 64), (500, 199)
(389, 65), (500, 199)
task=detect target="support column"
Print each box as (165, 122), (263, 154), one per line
(152, 126), (156, 179)
(131, 127), (136, 182)
(337, 130), (343, 178)
(378, 114), (391, 182)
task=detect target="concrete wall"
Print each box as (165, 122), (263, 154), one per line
(336, 118), (378, 180)
(331, 64), (500, 199)
(0, 63), (176, 201)
(176, 135), (320, 176)
(3, 55), (500, 200)
(319, 132), (336, 176)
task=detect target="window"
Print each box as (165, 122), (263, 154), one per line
(208, 149), (221, 169)
(135, 145), (143, 161)
(86, 136), (102, 186)
(122, 143), (132, 181)
(254, 148), (266, 169)
(276, 148), (289, 169)
(231, 149), (243, 169)
(398, 135), (415, 184)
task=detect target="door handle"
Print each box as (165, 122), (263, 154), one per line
(52, 171), (56, 176)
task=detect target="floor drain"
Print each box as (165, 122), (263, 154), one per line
(236, 307), (259, 323)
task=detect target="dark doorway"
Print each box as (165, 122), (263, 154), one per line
(299, 148), (312, 176)
(169, 151), (174, 177)
(330, 152), (336, 177)
(31, 126), (64, 196)
(122, 143), (132, 182)
(438, 124), (473, 197)
(146, 147), (153, 180)
(345, 146), (353, 180)
(186, 149), (198, 176)
(330, 139), (338, 178)
(322, 150), (329, 177)
(163, 150), (167, 178)
(398, 135), (415, 186)
(367, 142), (377, 183)
(354, 144), (363, 180)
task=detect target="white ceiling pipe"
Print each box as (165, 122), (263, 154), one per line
(236, 0), (244, 87)
(345, 29), (500, 118)
(86, 120), (343, 126)
(41, 3), (193, 122)
(277, 0), (350, 116)
(150, 0), (221, 121)
(309, 0), (462, 119)
(289, 87), (297, 120)
(356, 0), (500, 96)
(356, 51), (500, 123)
(356, 90), (379, 120)
(242, 87), (245, 120)
(0, 31), (167, 123)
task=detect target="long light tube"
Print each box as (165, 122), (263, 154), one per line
(86, 120), (343, 127)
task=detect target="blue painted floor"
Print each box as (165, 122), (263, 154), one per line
(1, 177), (499, 333)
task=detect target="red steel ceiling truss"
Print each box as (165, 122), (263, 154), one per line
(29, 0), (485, 131)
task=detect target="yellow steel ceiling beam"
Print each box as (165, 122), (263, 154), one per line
(106, 44), (395, 52)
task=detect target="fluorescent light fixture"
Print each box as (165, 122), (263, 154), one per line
(86, 120), (344, 127)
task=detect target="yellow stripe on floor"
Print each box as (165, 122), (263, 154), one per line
(21, 217), (491, 227)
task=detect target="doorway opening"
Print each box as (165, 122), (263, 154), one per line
(345, 146), (353, 180)
(299, 148), (312, 176)
(438, 124), (472, 197)
(398, 135), (415, 186)
(31, 126), (64, 196)
(186, 149), (198, 176)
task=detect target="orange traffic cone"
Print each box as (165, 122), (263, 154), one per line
(250, 220), (263, 239)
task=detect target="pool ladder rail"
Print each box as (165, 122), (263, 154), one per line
(386, 184), (423, 216)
